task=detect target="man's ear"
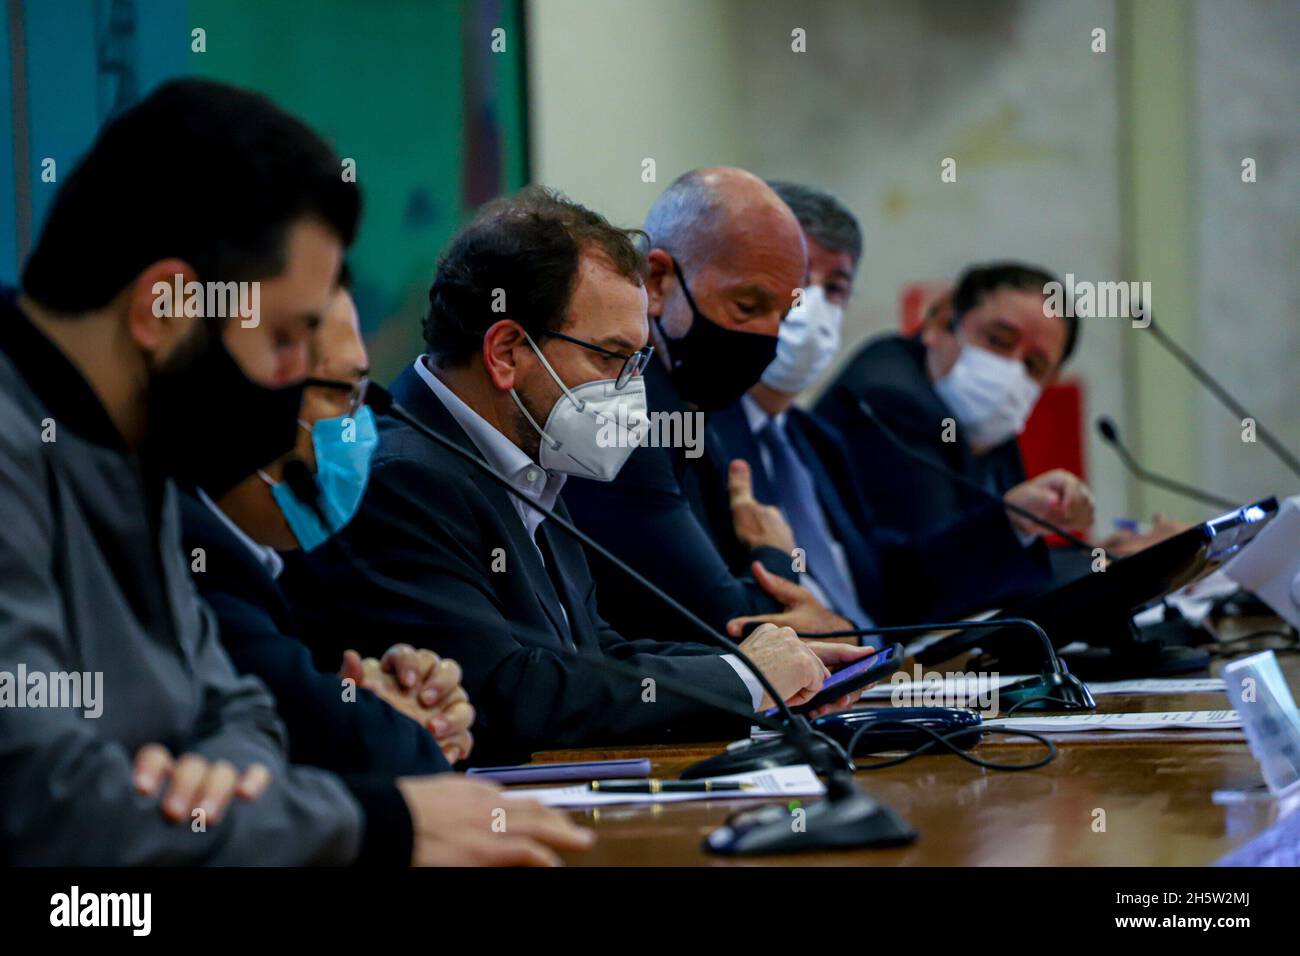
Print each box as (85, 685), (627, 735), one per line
(481, 318), (529, 392)
(919, 290), (956, 348)
(125, 259), (200, 360)
(644, 248), (675, 319)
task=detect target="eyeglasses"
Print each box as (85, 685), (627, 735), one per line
(303, 376), (370, 416)
(537, 330), (654, 390)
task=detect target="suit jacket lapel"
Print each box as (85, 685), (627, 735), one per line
(389, 364), (573, 649)
(709, 402), (778, 503)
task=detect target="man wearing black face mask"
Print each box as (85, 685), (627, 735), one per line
(0, 79), (588, 867)
(564, 167), (861, 643)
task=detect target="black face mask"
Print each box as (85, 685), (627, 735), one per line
(146, 321), (305, 497)
(657, 258), (778, 412)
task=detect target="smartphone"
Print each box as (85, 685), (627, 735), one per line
(763, 642), (905, 717)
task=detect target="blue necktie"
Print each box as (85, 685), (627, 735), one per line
(756, 418), (871, 626)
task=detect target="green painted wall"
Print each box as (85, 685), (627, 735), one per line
(189, 0), (529, 379)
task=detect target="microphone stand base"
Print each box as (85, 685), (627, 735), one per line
(704, 772), (917, 855)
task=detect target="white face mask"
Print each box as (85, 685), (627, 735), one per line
(510, 333), (648, 481)
(933, 340), (1041, 453)
(760, 284), (844, 395)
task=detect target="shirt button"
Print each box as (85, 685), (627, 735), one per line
(525, 468), (539, 483)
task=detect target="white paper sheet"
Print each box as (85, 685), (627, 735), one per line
(982, 709), (1241, 733)
(858, 675), (1226, 701)
(503, 763), (825, 807)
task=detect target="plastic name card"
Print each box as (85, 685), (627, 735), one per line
(1223, 651), (1300, 797)
(1221, 495), (1300, 630)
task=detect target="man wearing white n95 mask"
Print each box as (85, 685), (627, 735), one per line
(818, 261), (1094, 547)
(284, 186), (869, 764)
(713, 186), (1064, 631)
(758, 283), (844, 395)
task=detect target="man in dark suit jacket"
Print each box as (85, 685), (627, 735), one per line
(564, 167), (860, 642)
(181, 490), (453, 776)
(283, 187), (868, 765)
(700, 185), (1051, 637)
(186, 276), (474, 773)
(708, 400), (1050, 627)
(817, 262), (1095, 545)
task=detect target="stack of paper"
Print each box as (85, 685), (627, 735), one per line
(859, 676), (1226, 701)
(983, 710), (1241, 733)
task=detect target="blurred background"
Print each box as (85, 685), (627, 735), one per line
(2, 0), (1297, 535)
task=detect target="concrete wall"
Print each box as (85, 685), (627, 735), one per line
(526, 0), (745, 229)
(1192, 0), (1300, 508)
(527, 0), (1300, 530)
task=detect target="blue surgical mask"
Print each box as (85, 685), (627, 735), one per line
(262, 405), (379, 551)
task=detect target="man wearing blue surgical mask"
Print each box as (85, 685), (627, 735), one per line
(714, 184), (1059, 631)
(181, 277), (597, 866)
(818, 262), (1095, 546)
(182, 274), (478, 770)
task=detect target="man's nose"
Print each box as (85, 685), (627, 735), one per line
(276, 341), (311, 387)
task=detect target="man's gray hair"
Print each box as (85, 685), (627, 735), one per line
(767, 180), (863, 263)
(642, 170), (728, 267)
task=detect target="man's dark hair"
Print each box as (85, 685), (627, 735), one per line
(424, 185), (646, 367)
(767, 180), (863, 263)
(951, 261), (1080, 365)
(22, 78), (360, 313)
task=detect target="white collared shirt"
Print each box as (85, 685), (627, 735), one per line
(197, 488), (284, 581)
(413, 356), (763, 708)
(414, 355), (566, 546)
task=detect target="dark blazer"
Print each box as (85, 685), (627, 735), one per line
(708, 402), (1051, 623)
(563, 359), (797, 641)
(816, 334), (1027, 540)
(280, 365), (753, 766)
(180, 491), (450, 777)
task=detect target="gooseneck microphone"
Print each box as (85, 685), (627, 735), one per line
(1143, 317), (1300, 480)
(796, 617), (1095, 712)
(362, 382), (917, 852)
(1095, 415), (1235, 510)
(855, 398), (1094, 551)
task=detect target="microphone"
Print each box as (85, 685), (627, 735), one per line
(1095, 415), (1235, 510)
(856, 398), (1093, 551)
(1143, 316), (1300, 480)
(796, 617), (1095, 713)
(362, 382), (915, 853)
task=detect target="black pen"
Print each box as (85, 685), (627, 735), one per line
(588, 779), (753, 793)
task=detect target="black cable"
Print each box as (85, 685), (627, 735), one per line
(845, 720), (1057, 772)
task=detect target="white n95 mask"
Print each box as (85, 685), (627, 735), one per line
(510, 333), (649, 481)
(934, 341), (1041, 453)
(761, 284), (844, 395)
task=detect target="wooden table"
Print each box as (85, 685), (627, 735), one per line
(531, 619), (1297, 865)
